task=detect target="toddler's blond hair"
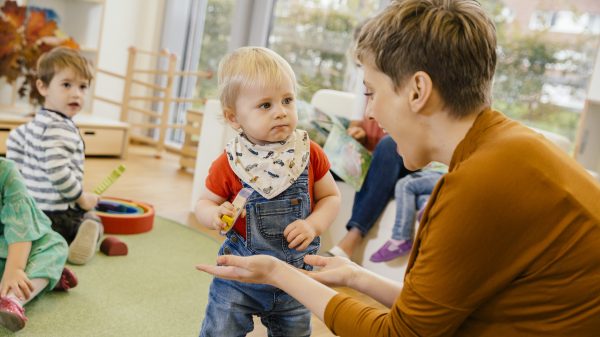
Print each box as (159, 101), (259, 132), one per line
(217, 47), (297, 112)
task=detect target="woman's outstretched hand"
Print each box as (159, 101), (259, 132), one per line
(302, 254), (362, 288)
(196, 254), (284, 285)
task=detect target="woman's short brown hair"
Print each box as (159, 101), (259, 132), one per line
(37, 47), (93, 86)
(356, 0), (497, 118)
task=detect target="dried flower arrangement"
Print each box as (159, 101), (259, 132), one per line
(0, 0), (78, 106)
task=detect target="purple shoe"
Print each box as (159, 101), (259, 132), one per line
(369, 240), (413, 263)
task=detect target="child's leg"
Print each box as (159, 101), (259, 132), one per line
(5, 278), (49, 306)
(370, 172), (442, 262)
(259, 292), (311, 337)
(68, 211), (103, 265)
(391, 172), (442, 241)
(339, 136), (414, 257)
(44, 209), (82, 244)
(199, 278), (256, 337)
(0, 278), (48, 332)
(26, 228), (69, 292)
(0, 230), (67, 332)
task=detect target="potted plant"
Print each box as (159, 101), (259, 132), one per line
(0, 0), (78, 109)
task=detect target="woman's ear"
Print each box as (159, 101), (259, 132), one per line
(223, 108), (241, 130)
(408, 71), (433, 114)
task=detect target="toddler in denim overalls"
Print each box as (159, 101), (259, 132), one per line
(194, 47), (340, 337)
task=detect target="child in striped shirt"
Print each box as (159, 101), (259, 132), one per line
(7, 47), (103, 266)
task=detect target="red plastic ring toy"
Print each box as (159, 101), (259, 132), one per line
(96, 197), (154, 234)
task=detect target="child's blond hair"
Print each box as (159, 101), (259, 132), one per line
(37, 47), (94, 86)
(356, 0), (497, 118)
(217, 47), (297, 112)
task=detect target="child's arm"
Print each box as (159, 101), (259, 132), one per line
(43, 127), (84, 204)
(194, 188), (235, 232)
(346, 120), (366, 143)
(0, 241), (34, 300)
(284, 171), (341, 251)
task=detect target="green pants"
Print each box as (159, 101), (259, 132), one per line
(0, 231), (68, 292)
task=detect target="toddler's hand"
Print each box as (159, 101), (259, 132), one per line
(211, 202), (235, 231)
(77, 192), (100, 211)
(284, 219), (317, 251)
(347, 126), (366, 142)
(0, 268), (33, 301)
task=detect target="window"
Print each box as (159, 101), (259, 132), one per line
(268, 0), (381, 102)
(194, 0), (235, 103)
(164, 0), (234, 145)
(487, 1), (600, 142)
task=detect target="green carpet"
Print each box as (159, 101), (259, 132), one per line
(1, 217), (221, 337)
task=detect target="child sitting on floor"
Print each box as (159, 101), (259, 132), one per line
(194, 46), (340, 337)
(370, 163), (446, 262)
(7, 47), (103, 266)
(0, 158), (73, 332)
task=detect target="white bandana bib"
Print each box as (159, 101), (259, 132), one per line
(225, 130), (310, 199)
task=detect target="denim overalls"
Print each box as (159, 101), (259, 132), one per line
(199, 165), (319, 337)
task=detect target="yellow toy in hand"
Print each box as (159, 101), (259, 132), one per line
(220, 187), (253, 235)
(93, 164), (126, 195)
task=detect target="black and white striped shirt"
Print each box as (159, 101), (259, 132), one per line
(7, 109), (84, 211)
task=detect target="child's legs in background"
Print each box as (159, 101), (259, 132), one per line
(346, 135), (413, 235)
(392, 171), (443, 241)
(45, 208), (103, 265)
(83, 211), (104, 239)
(44, 208), (85, 244)
(67, 212), (103, 265)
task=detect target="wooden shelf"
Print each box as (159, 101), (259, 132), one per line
(0, 113), (129, 158)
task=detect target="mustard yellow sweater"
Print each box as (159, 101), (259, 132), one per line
(325, 109), (600, 336)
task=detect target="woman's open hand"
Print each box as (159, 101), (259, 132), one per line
(196, 254), (284, 285)
(302, 254), (362, 288)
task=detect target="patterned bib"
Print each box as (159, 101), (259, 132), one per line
(225, 130), (310, 199)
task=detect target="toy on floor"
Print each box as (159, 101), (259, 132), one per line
(93, 164), (126, 195)
(95, 197), (154, 234)
(220, 187), (253, 235)
(96, 199), (144, 214)
(100, 237), (128, 256)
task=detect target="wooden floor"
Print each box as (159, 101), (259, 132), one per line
(85, 145), (384, 337)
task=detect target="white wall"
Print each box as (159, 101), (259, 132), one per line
(588, 47), (600, 102)
(579, 47), (600, 175)
(92, 0), (166, 120)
